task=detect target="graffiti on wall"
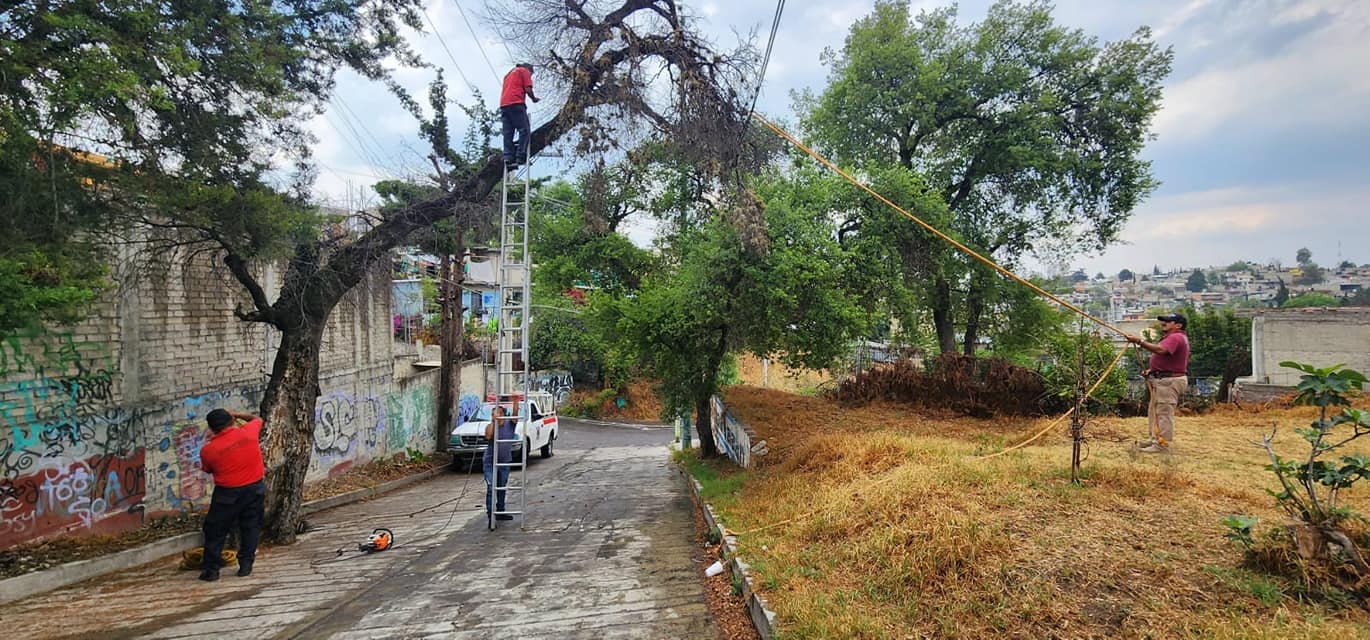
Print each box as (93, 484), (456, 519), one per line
(383, 382), (434, 452)
(457, 393), (482, 426)
(0, 330), (148, 547)
(530, 370), (574, 406)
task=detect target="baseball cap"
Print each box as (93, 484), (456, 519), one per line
(1156, 312), (1187, 327)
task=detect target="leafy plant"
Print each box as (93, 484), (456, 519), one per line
(1239, 361), (1370, 594)
(405, 448), (427, 465)
(1221, 514), (1259, 551)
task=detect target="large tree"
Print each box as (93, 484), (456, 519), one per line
(1, 0), (424, 335)
(7, 0), (757, 542)
(803, 0), (1172, 354)
(615, 163), (868, 456)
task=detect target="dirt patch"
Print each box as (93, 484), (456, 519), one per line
(690, 486), (761, 640)
(0, 453), (447, 580)
(566, 379), (666, 422)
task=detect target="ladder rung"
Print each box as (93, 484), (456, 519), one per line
(493, 510), (523, 515)
(494, 486), (524, 492)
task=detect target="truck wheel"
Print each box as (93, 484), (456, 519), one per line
(540, 432), (555, 458)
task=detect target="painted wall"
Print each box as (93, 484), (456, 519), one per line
(1249, 308), (1370, 386)
(0, 251), (454, 550)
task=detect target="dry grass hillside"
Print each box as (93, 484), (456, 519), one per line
(703, 385), (1370, 639)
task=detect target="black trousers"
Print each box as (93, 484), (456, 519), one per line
(202, 480), (266, 571)
(500, 103), (530, 163)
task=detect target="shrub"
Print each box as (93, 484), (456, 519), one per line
(1224, 361), (1370, 602)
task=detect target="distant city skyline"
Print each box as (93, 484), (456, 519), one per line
(313, 1), (1370, 279)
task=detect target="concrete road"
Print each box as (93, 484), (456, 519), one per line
(0, 418), (714, 639)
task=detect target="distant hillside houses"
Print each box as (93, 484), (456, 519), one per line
(1064, 262), (1370, 322)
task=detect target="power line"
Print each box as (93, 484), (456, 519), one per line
(451, 0), (501, 84)
(328, 99), (394, 178)
(422, 6), (476, 91)
(750, 0), (786, 117)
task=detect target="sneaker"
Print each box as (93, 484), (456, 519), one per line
(1137, 439), (1157, 449)
(236, 562), (253, 577)
(198, 569), (220, 582)
(1138, 444), (1170, 454)
(495, 514), (514, 521)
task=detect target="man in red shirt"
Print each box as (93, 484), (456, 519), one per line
(500, 63), (539, 169)
(197, 408), (267, 581)
(1124, 313), (1191, 454)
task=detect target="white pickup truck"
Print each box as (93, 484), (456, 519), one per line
(448, 392), (559, 470)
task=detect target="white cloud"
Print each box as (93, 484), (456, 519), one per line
(1153, 0), (1370, 141)
(1076, 182), (1370, 273)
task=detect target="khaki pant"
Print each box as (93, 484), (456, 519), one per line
(1146, 376), (1188, 448)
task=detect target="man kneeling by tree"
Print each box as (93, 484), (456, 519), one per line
(198, 408), (268, 581)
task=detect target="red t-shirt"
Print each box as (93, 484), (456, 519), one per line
(1149, 330), (1190, 374)
(500, 67), (533, 107)
(200, 418), (265, 489)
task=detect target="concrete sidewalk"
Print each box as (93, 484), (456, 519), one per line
(0, 426), (713, 639)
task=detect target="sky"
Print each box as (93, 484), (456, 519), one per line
(312, 0), (1370, 276)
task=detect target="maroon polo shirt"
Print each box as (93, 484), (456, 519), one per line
(1149, 330), (1190, 374)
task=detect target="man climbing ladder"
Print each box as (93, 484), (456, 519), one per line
(500, 63), (539, 169)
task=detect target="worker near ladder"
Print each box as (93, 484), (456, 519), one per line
(500, 63), (539, 169)
(1124, 313), (1190, 454)
(484, 403), (518, 521)
(198, 408), (268, 581)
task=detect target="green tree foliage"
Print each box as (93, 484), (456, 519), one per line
(1226, 260), (1252, 272)
(526, 177), (654, 389)
(802, 0), (1172, 354)
(0, 0), (422, 335)
(1040, 328), (1127, 412)
(1294, 262), (1326, 285)
(1283, 292), (1339, 308)
(1343, 288), (1370, 307)
(1186, 269), (1208, 292)
(1177, 305), (1251, 379)
(615, 168), (868, 455)
(1274, 279), (1291, 306)
(1338, 260), (1356, 271)
(1296, 247), (1313, 265)
(1118, 268), (1135, 282)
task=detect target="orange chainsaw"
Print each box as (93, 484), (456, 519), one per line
(357, 528), (394, 553)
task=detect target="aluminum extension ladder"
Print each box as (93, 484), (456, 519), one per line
(491, 155), (532, 530)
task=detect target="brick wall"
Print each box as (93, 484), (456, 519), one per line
(0, 250), (457, 549)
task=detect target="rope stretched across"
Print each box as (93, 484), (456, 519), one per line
(750, 113), (1126, 339)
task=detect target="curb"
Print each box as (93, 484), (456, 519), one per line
(300, 465), (447, 516)
(0, 465), (447, 606)
(683, 470), (779, 639)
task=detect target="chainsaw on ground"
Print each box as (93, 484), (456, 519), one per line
(357, 528), (394, 553)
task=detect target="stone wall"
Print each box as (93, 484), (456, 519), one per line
(0, 250), (453, 550)
(1249, 307), (1370, 386)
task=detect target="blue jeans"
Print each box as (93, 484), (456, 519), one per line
(483, 463), (509, 514)
(500, 104), (529, 163)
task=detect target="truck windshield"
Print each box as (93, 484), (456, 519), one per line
(467, 405), (494, 423)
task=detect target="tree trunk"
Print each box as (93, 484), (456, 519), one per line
(259, 323), (325, 544)
(1217, 346), (1250, 403)
(694, 392), (717, 458)
(932, 275), (957, 354)
(436, 253), (454, 452)
(963, 282), (984, 356)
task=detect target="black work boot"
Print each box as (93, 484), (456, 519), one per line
(236, 561), (253, 577)
(198, 568), (220, 582)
